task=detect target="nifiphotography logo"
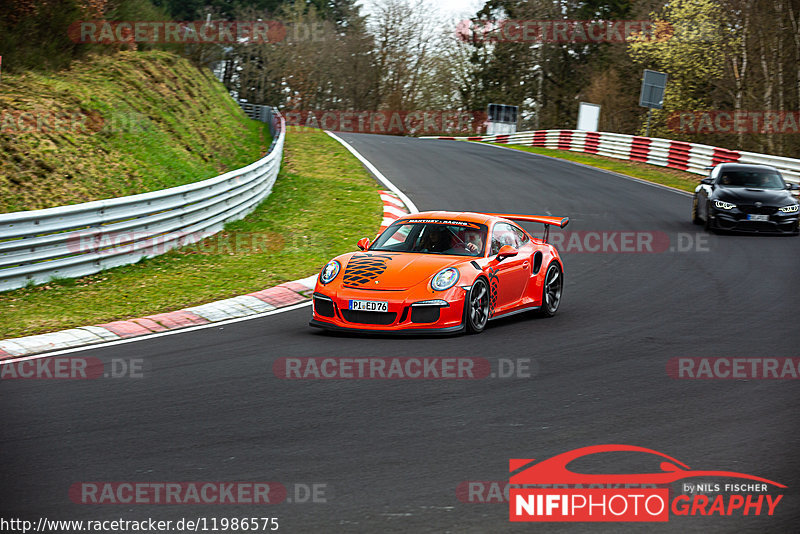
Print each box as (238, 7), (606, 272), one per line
(509, 445), (785, 522)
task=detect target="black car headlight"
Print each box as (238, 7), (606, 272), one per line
(714, 200), (736, 210)
(779, 204), (799, 214)
(320, 260), (341, 284)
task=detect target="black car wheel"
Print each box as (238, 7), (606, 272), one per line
(692, 196), (702, 225)
(704, 202), (716, 233)
(538, 262), (562, 317)
(465, 278), (489, 333)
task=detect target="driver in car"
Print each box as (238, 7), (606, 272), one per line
(450, 228), (483, 255)
(419, 227), (449, 252)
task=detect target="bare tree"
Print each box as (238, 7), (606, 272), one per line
(370, 0), (440, 110)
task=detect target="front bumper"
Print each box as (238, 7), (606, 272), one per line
(309, 319), (465, 335)
(310, 285), (468, 334)
(710, 208), (799, 234)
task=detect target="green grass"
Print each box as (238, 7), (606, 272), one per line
(0, 51), (270, 213)
(484, 143), (702, 192)
(0, 128), (382, 339)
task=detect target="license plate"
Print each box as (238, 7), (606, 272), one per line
(747, 214), (770, 221)
(349, 300), (388, 312)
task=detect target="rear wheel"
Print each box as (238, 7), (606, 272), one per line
(465, 278), (489, 333)
(538, 262), (562, 317)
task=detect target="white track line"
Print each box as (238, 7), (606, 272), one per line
(0, 301), (313, 362)
(325, 131), (419, 212)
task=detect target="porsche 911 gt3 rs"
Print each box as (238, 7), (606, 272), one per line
(309, 211), (568, 335)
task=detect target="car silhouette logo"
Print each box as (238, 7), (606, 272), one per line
(510, 444), (785, 487)
(755, 202), (763, 207)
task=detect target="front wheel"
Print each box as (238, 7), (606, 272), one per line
(692, 196), (702, 225)
(704, 202), (715, 233)
(465, 278), (489, 333)
(538, 262), (563, 317)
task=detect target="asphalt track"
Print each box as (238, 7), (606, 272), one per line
(2, 134), (799, 533)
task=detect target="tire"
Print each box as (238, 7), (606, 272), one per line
(692, 196), (702, 225)
(538, 262), (563, 317)
(465, 278), (490, 334)
(704, 202), (715, 233)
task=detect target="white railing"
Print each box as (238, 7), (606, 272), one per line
(0, 106), (284, 292)
(423, 130), (800, 184)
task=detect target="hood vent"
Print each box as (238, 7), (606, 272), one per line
(343, 253), (393, 287)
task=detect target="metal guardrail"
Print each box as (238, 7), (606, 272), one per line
(240, 102), (279, 135)
(0, 105), (284, 293)
(423, 130), (800, 185)
(240, 102), (282, 154)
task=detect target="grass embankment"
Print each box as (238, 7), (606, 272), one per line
(486, 143), (702, 192)
(0, 128), (382, 339)
(0, 50), (270, 213)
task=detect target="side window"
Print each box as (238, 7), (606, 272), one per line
(511, 225), (529, 246)
(491, 223), (520, 255)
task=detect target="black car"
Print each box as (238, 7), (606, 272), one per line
(692, 163), (800, 235)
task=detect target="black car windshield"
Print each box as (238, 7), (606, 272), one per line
(370, 221), (488, 257)
(717, 171), (785, 189)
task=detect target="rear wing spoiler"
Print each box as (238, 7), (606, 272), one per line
(485, 214), (569, 228)
(482, 214), (570, 243)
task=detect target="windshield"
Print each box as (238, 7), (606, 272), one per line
(716, 171), (786, 189)
(370, 220), (488, 257)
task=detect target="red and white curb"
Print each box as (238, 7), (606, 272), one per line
(379, 190), (410, 232)
(0, 277), (316, 359)
(0, 190), (412, 360)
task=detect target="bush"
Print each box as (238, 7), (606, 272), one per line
(0, 0), (172, 73)
(0, 0), (94, 72)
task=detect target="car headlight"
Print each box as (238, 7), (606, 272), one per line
(714, 200), (736, 210)
(431, 267), (459, 291)
(779, 204), (799, 213)
(319, 260), (341, 284)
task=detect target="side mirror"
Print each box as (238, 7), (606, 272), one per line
(786, 183), (799, 191)
(496, 245), (518, 261)
(701, 178), (714, 185)
(357, 238), (371, 251)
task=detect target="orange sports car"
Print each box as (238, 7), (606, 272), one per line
(309, 211), (569, 334)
